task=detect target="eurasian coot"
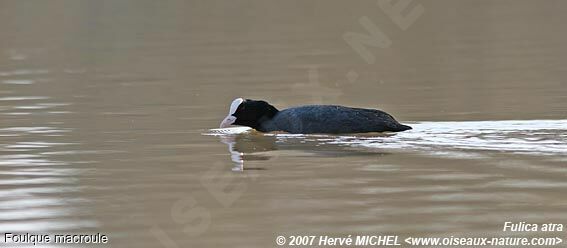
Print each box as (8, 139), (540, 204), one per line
(220, 98), (411, 134)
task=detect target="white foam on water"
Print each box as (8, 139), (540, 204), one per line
(205, 126), (252, 135)
(205, 120), (567, 156)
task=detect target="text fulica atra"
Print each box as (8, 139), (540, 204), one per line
(220, 98), (411, 134)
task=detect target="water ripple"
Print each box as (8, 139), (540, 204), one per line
(0, 127), (72, 134)
(0, 96), (50, 101)
(206, 119), (567, 156)
(0, 69), (49, 77)
(2, 79), (35, 85)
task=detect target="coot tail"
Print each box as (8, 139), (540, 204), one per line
(394, 123), (412, 131)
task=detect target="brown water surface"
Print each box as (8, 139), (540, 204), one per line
(1, 0), (566, 247)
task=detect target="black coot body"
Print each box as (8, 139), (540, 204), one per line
(264, 105), (411, 134)
(220, 98), (411, 134)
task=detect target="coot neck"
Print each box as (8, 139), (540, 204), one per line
(255, 107), (279, 132)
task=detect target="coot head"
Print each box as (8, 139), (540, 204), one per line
(220, 98), (279, 130)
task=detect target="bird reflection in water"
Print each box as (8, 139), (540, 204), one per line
(214, 129), (393, 171)
(218, 132), (277, 171)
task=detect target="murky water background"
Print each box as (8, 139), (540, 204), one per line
(1, 0), (566, 247)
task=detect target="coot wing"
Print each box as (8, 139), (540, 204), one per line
(267, 105), (410, 134)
